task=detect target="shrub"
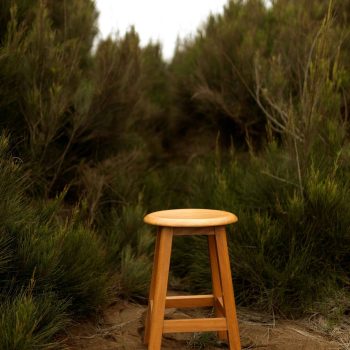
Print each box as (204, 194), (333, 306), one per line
(0, 134), (111, 347)
(168, 135), (350, 313)
(96, 203), (154, 299)
(0, 291), (69, 350)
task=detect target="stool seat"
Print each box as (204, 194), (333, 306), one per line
(144, 208), (238, 227)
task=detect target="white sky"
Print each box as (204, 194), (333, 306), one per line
(95, 0), (228, 60)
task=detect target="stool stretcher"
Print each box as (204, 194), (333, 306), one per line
(163, 317), (227, 333)
(165, 294), (214, 308)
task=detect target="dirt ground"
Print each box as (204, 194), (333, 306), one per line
(62, 297), (350, 350)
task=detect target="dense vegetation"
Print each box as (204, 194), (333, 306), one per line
(0, 0), (350, 348)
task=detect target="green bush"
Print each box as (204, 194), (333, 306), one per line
(96, 203), (154, 299)
(0, 1), (166, 198)
(0, 291), (69, 350)
(169, 141), (350, 314)
(0, 134), (111, 347)
(169, 0), (350, 151)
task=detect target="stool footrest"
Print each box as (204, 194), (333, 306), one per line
(165, 295), (214, 308)
(163, 318), (227, 333)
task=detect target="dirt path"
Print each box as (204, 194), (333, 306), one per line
(63, 301), (348, 350)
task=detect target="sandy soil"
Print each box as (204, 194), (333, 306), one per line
(62, 299), (349, 350)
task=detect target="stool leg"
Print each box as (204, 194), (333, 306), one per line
(148, 227), (173, 350)
(215, 226), (241, 350)
(208, 234), (228, 341)
(144, 228), (161, 344)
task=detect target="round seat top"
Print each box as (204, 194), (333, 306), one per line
(144, 209), (238, 227)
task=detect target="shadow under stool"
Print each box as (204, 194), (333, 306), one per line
(143, 208), (241, 350)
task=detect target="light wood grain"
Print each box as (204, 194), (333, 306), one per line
(148, 228), (173, 350)
(215, 226), (241, 350)
(165, 295), (214, 308)
(163, 318), (227, 333)
(208, 234), (228, 340)
(144, 209), (238, 227)
(173, 226), (215, 236)
(144, 229), (160, 344)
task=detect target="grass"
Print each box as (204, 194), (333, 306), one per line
(0, 291), (69, 350)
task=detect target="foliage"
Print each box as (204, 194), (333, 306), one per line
(169, 0), (350, 151)
(0, 134), (111, 347)
(1, 0), (350, 347)
(0, 2), (167, 197)
(168, 139), (350, 314)
(97, 202), (154, 299)
(0, 291), (69, 350)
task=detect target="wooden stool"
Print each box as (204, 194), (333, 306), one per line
(143, 209), (241, 350)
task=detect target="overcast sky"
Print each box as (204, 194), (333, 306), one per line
(95, 0), (228, 59)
